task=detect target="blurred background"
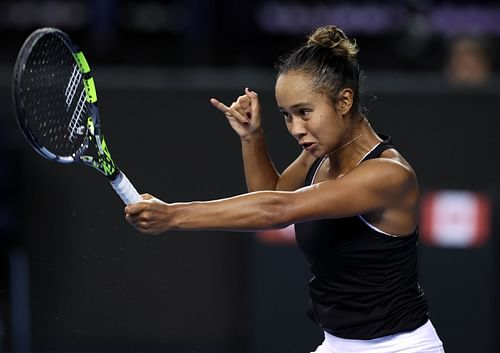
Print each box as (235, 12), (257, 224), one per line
(0, 0), (499, 352)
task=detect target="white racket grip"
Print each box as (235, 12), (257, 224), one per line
(110, 171), (141, 205)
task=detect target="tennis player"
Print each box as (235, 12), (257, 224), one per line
(125, 25), (444, 352)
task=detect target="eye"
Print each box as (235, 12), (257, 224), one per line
(282, 111), (292, 123)
(299, 108), (311, 117)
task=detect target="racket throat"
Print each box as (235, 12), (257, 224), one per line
(82, 116), (119, 179)
(95, 133), (119, 179)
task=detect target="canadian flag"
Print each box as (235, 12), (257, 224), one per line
(256, 224), (296, 245)
(420, 191), (491, 248)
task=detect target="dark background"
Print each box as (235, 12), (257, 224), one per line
(0, 1), (499, 353)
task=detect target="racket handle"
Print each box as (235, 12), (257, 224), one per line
(110, 171), (141, 205)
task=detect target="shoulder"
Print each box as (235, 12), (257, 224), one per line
(349, 149), (417, 196)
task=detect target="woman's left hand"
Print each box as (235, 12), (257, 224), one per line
(125, 194), (171, 235)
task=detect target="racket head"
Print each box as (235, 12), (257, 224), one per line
(12, 27), (98, 164)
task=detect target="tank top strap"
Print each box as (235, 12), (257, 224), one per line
(305, 134), (394, 185)
(362, 134), (394, 162)
(305, 157), (323, 185)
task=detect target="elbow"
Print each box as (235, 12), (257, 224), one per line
(259, 193), (295, 230)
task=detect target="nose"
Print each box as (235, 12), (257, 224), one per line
(287, 117), (307, 140)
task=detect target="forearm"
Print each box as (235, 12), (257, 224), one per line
(241, 129), (280, 192)
(170, 191), (292, 231)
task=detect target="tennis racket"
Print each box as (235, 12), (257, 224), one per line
(12, 27), (140, 205)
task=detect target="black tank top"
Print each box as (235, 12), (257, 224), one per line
(294, 136), (429, 340)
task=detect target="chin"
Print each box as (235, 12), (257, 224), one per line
(308, 149), (323, 158)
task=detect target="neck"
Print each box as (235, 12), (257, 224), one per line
(325, 117), (379, 177)
(327, 133), (363, 158)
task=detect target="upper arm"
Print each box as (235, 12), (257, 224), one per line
(275, 151), (316, 191)
(283, 159), (418, 223)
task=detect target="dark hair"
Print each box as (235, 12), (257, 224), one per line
(276, 25), (362, 112)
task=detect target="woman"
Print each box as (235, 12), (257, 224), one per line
(125, 25), (444, 352)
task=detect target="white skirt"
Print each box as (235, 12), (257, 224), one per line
(312, 320), (444, 353)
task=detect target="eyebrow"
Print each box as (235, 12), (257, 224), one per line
(278, 102), (310, 111)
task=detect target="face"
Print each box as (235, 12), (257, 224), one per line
(275, 71), (351, 157)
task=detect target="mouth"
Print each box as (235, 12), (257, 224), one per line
(300, 142), (316, 152)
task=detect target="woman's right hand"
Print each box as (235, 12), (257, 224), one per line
(210, 88), (262, 138)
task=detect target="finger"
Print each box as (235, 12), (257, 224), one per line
(245, 88), (260, 109)
(237, 94), (251, 105)
(127, 216), (147, 230)
(125, 203), (143, 215)
(210, 98), (229, 113)
(247, 89), (261, 117)
(236, 95), (252, 116)
(232, 103), (250, 120)
(124, 194), (151, 214)
(136, 220), (150, 230)
(227, 106), (250, 125)
(245, 87), (258, 98)
(125, 213), (137, 224)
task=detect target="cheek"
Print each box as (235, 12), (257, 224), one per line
(284, 121), (294, 135)
(316, 116), (342, 140)
(320, 110), (343, 128)
(315, 114), (335, 131)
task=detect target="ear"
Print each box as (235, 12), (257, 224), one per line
(335, 88), (354, 115)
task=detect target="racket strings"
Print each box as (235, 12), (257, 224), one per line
(20, 33), (88, 158)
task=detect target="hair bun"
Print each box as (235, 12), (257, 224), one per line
(307, 25), (359, 59)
